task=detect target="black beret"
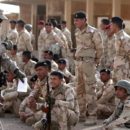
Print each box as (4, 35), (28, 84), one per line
(58, 59), (66, 64)
(10, 20), (17, 24)
(45, 22), (52, 26)
(35, 61), (48, 69)
(100, 69), (111, 74)
(74, 11), (86, 19)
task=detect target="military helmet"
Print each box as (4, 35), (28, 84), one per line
(114, 80), (130, 95)
(0, 9), (8, 20)
(25, 24), (32, 32)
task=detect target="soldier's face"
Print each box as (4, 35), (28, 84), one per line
(100, 72), (110, 82)
(110, 23), (117, 33)
(74, 18), (86, 29)
(35, 66), (48, 80)
(115, 87), (128, 100)
(58, 64), (66, 70)
(50, 75), (62, 88)
(45, 25), (52, 33)
(16, 24), (22, 32)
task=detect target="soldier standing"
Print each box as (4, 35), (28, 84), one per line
(7, 20), (18, 45)
(74, 11), (103, 126)
(110, 17), (130, 82)
(16, 20), (33, 53)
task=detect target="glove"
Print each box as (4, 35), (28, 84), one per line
(1, 40), (13, 50)
(46, 96), (55, 107)
(14, 69), (26, 83)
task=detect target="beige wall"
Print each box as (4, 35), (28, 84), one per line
(19, 4), (31, 23)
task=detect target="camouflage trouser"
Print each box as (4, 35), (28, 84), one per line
(113, 64), (129, 83)
(34, 107), (78, 130)
(97, 104), (115, 119)
(75, 60), (97, 119)
(21, 108), (43, 126)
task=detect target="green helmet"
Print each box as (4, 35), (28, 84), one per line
(25, 24), (32, 32)
(115, 80), (130, 95)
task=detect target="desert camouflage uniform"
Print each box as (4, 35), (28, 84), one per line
(75, 24), (103, 121)
(30, 77), (48, 102)
(103, 96), (130, 130)
(62, 27), (75, 74)
(100, 30), (108, 69)
(7, 29), (18, 45)
(106, 34), (116, 69)
(17, 29), (33, 64)
(41, 30), (64, 57)
(19, 97), (43, 126)
(21, 59), (36, 79)
(17, 29), (33, 52)
(96, 79), (115, 119)
(0, 79), (21, 115)
(53, 27), (69, 58)
(113, 30), (130, 82)
(34, 83), (79, 130)
(38, 28), (45, 60)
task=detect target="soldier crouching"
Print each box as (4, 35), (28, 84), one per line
(34, 71), (79, 130)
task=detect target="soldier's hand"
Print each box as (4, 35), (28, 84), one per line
(41, 106), (49, 113)
(46, 96), (55, 106)
(14, 69), (26, 83)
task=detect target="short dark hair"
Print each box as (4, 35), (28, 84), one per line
(50, 71), (64, 79)
(61, 20), (67, 24)
(101, 19), (110, 25)
(10, 20), (17, 24)
(111, 17), (123, 29)
(22, 51), (31, 59)
(44, 50), (53, 56)
(48, 18), (58, 27)
(100, 69), (111, 75)
(17, 19), (25, 28)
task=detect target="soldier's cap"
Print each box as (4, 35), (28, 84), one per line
(45, 22), (52, 26)
(10, 20), (17, 24)
(61, 20), (67, 24)
(114, 80), (130, 95)
(16, 19), (26, 27)
(74, 11), (86, 19)
(38, 20), (45, 25)
(44, 60), (52, 70)
(50, 71), (64, 79)
(35, 61), (48, 69)
(0, 9), (8, 20)
(100, 69), (111, 74)
(58, 59), (66, 65)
